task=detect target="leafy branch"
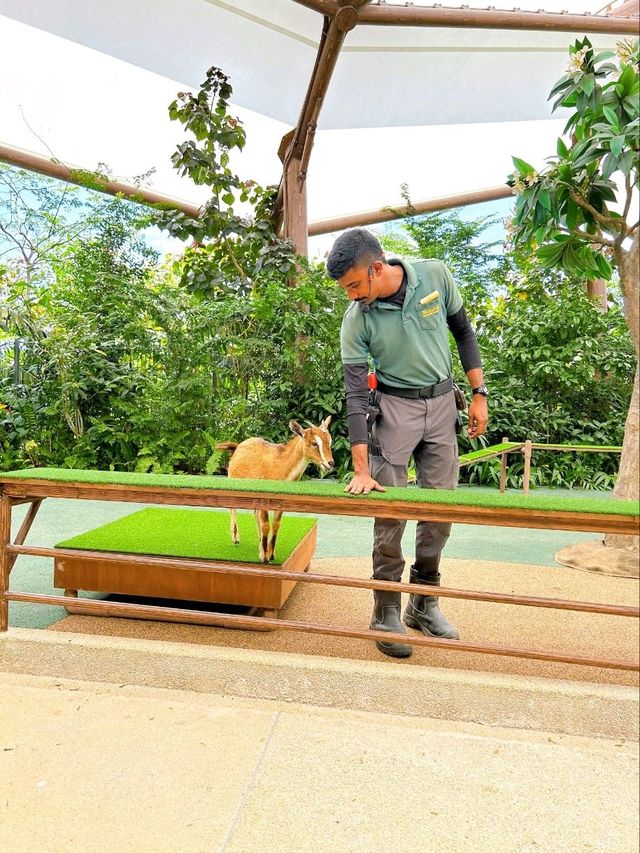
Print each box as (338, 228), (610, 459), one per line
(154, 66), (297, 297)
(507, 37), (639, 281)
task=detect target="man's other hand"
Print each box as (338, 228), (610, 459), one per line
(344, 472), (386, 495)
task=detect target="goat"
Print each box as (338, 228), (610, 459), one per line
(216, 417), (333, 563)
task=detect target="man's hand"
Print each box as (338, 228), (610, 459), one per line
(467, 396), (488, 439)
(344, 472), (386, 495)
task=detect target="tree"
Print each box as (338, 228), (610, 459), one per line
(154, 66), (297, 296)
(508, 37), (639, 572)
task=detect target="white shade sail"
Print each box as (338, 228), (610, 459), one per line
(0, 0), (632, 129)
(0, 0), (636, 249)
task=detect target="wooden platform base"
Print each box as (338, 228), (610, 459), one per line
(54, 524), (317, 629)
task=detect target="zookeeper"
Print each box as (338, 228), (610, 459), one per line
(326, 228), (488, 659)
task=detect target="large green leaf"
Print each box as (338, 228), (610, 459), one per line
(602, 105), (620, 128)
(609, 135), (625, 157)
(512, 156), (535, 175)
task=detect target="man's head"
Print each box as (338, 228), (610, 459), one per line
(326, 228), (390, 307)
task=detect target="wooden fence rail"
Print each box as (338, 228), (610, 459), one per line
(460, 439), (624, 495)
(0, 473), (638, 673)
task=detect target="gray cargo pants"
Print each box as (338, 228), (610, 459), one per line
(370, 389), (460, 582)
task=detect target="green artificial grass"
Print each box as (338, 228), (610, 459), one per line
(55, 508), (316, 565)
(2, 467), (638, 517)
(459, 442), (522, 463)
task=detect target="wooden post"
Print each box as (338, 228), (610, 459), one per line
(282, 153), (309, 259)
(523, 440), (533, 495)
(587, 279), (608, 313)
(0, 495), (12, 632)
(499, 436), (509, 494)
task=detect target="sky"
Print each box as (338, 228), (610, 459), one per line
(0, 7), (627, 259)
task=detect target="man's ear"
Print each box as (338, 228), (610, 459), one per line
(289, 420), (305, 437)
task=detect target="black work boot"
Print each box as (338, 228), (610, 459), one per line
(403, 565), (460, 640)
(370, 589), (413, 658)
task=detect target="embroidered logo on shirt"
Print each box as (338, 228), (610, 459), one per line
(419, 290), (440, 305)
(421, 305), (440, 318)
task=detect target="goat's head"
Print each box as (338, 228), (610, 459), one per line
(289, 417), (334, 473)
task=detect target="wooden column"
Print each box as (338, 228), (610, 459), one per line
(279, 132), (309, 259)
(0, 496), (12, 631)
(587, 279), (608, 313)
(276, 3), (368, 256)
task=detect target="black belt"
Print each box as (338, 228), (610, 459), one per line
(377, 377), (453, 399)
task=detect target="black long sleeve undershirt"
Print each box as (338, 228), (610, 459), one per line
(343, 306), (481, 446)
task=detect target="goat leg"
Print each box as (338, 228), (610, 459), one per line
(266, 511), (283, 562)
(256, 509), (270, 563)
(230, 508), (240, 544)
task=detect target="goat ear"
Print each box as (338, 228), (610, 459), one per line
(320, 416), (332, 431)
(289, 419), (304, 436)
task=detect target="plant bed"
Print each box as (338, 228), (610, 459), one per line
(53, 508), (317, 622)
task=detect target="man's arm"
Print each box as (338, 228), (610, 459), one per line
(343, 363), (386, 495)
(447, 307), (488, 438)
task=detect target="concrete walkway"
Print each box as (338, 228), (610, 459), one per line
(2, 496), (638, 851)
(1, 670), (638, 853)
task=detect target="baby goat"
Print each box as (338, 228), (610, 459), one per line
(217, 417), (333, 563)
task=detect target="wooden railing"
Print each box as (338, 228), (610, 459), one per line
(0, 474), (638, 672)
(460, 439), (624, 495)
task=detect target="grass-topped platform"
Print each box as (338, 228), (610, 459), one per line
(1, 468), (638, 537)
(459, 442), (523, 465)
(53, 508), (318, 615)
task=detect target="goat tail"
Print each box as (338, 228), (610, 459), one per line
(216, 442), (238, 453)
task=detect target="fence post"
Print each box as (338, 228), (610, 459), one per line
(0, 495), (12, 631)
(523, 440), (533, 495)
(499, 435), (509, 493)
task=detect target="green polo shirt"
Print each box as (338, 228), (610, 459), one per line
(340, 258), (463, 388)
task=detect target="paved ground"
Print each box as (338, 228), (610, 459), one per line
(1, 671), (638, 853)
(48, 554), (639, 687)
(2, 489), (638, 852)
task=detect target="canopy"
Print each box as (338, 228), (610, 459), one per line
(0, 0), (630, 128)
(0, 0), (636, 251)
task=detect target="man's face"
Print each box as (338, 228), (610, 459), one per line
(337, 261), (380, 305)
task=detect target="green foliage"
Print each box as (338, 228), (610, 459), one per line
(0, 166), (348, 475)
(380, 188), (502, 322)
(507, 37), (639, 277)
(154, 66), (297, 295)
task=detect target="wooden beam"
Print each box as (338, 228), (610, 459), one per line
(6, 590), (638, 670)
(8, 543), (639, 617)
(0, 143), (513, 242)
(356, 4), (639, 34)
(0, 479), (637, 535)
(276, 3), (372, 252)
(291, 0), (338, 13)
(308, 185), (513, 235)
(0, 144), (201, 218)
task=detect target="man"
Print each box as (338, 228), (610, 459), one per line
(326, 228), (488, 659)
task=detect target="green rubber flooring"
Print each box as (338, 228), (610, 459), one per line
(5, 485), (610, 630)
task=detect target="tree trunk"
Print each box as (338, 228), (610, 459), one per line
(556, 234), (639, 576)
(605, 232), (639, 552)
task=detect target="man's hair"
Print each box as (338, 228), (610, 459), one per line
(325, 228), (383, 280)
